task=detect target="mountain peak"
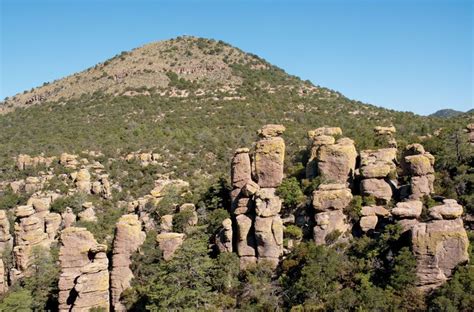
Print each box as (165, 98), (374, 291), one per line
(1, 36), (328, 114)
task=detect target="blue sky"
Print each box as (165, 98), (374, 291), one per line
(1, 0), (472, 115)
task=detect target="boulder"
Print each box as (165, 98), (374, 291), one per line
(231, 148), (252, 189)
(78, 206), (97, 222)
(156, 232), (185, 261)
(254, 137), (285, 188)
(429, 199), (463, 220)
(241, 180), (260, 197)
(313, 210), (349, 245)
(317, 138), (357, 184)
(257, 124), (286, 138)
(254, 215), (283, 259)
(360, 162), (393, 179)
(44, 213), (62, 240)
(215, 218), (233, 253)
(360, 205), (390, 217)
(178, 203), (198, 226)
(412, 218), (469, 292)
(308, 127), (342, 138)
(360, 178), (393, 202)
(255, 188), (282, 217)
(360, 215), (378, 232)
(391, 200), (423, 219)
(404, 154), (434, 176)
(235, 214), (256, 257)
(0, 259), (6, 294)
(360, 148), (397, 166)
(312, 184), (352, 212)
(160, 214), (173, 232)
(0, 210), (12, 253)
(233, 197), (252, 215)
(410, 174), (435, 199)
(374, 126), (396, 136)
(61, 208), (76, 228)
(111, 215), (146, 312)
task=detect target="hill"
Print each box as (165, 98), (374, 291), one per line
(430, 108), (464, 118)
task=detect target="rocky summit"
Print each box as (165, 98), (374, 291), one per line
(0, 37), (473, 311)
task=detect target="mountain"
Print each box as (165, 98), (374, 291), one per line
(430, 109), (464, 118)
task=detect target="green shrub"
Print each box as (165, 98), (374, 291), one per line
(284, 225), (303, 240)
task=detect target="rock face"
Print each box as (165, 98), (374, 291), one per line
(402, 144), (435, 199)
(411, 218), (469, 292)
(316, 137), (357, 184)
(58, 227), (109, 312)
(111, 214), (146, 312)
(391, 200), (423, 219)
(231, 125), (285, 269)
(429, 199), (463, 220)
(156, 232), (185, 261)
(311, 183), (352, 244)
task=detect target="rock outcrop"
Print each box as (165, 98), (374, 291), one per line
(15, 154), (56, 170)
(467, 123), (474, 145)
(111, 214), (146, 311)
(305, 127), (356, 184)
(312, 183), (352, 244)
(58, 227), (109, 312)
(215, 218), (233, 253)
(412, 217), (469, 292)
(231, 125), (285, 268)
(0, 259), (6, 294)
(374, 125), (397, 148)
(0, 210), (12, 253)
(156, 232), (185, 261)
(359, 205), (390, 232)
(402, 144), (435, 199)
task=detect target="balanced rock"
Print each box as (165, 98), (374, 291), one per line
(308, 127), (342, 138)
(215, 218), (233, 253)
(360, 215), (378, 232)
(61, 207), (76, 228)
(257, 124), (286, 138)
(111, 214), (146, 311)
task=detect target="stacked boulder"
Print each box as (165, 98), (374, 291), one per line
(412, 199), (468, 292)
(74, 168), (92, 193)
(391, 200), (424, 232)
(402, 144), (435, 199)
(58, 227), (109, 312)
(16, 154), (56, 170)
(306, 127), (357, 184)
(215, 218), (233, 253)
(359, 205), (390, 232)
(0, 259), (6, 294)
(111, 214), (146, 311)
(359, 148), (398, 204)
(467, 123), (474, 145)
(374, 126), (397, 148)
(0, 210), (12, 253)
(91, 175), (112, 199)
(312, 183), (352, 244)
(231, 124), (285, 269)
(59, 153), (80, 168)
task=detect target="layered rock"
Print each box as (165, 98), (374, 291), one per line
(231, 125), (285, 269)
(58, 227), (109, 312)
(111, 214), (146, 311)
(402, 144), (435, 199)
(312, 183), (352, 244)
(78, 202), (97, 222)
(359, 148), (397, 203)
(359, 205), (390, 232)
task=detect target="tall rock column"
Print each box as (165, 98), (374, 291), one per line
(231, 124), (285, 269)
(58, 227), (109, 312)
(0, 210), (12, 254)
(402, 144), (435, 199)
(111, 214), (146, 311)
(0, 259), (6, 294)
(359, 148), (398, 204)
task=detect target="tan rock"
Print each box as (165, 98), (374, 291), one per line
(257, 124), (285, 138)
(156, 232), (185, 261)
(255, 188), (282, 217)
(360, 215), (378, 232)
(0, 210), (12, 253)
(216, 218), (233, 253)
(410, 174), (435, 199)
(360, 178), (393, 202)
(254, 137), (285, 188)
(78, 206), (97, 222)
(317, 138), (357, 184)
(308, 127), (342, 139)
(412, 218), (469, 292)
(360, 162), (393, 179)
(236, 214), (256, 257)
(44, 212), (62, 240)
(392, 200), (423, 219)
(429, 199), (463, 220)
(231, 149), (252, 189)
(241, 180), (260, 197)
(160, 214), (173, 232)
(404, 154), (434, 176)
(360, 205), (390, 217)
(0, 259), (6, 294)
(111, 214), (146, 311)
(254, 215), (283, 259)
(312, 184), (352, 212)
(58, 227), (109, 311)
(61, 208), (76, 228)
(313, 210), (349, 245)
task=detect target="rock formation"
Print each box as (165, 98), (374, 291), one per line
(306, 127), (357, 184)
(75, 168), (92, 193)
(374, 125), (397, 148)
(312, 183), (352, 244)
(111, 214), (146, 311)
(0, 259), (6, 294)
(231, 125), (285, 269)
(467, 123), (474, 145)
(0, 210), (12, 253)
(359, 205), (390, 232)
(16, 154), (56, 170)
(58, 227), (109, 312)
(156, 232), (185, 261)
(359, 147), (397, 203)
(215, 218), (233, 253)
(402, 144), (435, 199)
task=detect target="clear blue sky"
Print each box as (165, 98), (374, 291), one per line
(1, 0), (472, 115)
